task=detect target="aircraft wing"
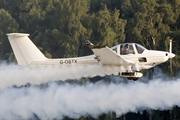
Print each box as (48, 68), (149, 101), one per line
(91, 46), (134, 65)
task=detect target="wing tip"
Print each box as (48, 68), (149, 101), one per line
(7, 33), (30, 37)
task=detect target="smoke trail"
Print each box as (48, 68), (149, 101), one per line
(0, 62), (120, 88)
(0, 79), (180, 119)
(1, 63), (180, 119)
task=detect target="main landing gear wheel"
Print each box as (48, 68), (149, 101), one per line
(127, 77), (139, 81)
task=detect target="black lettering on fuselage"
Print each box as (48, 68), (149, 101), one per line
(60, 60), (63, 64)
(65, 60), (68, 64)
(74, 60), (77, 63)
(59, 59), (77, 64)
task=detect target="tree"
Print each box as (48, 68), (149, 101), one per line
(18, 0), (46, 33)
(124, 0), (176, 50)
(33, 0), (90, 58)
(0, 9), (18, 59)
(84, 4), (127, 47)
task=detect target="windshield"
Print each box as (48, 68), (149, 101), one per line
(135, 44), (147, 54)
(112, 47), (117, 53)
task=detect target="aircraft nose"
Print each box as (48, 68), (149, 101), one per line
(168, 53), (175, 59)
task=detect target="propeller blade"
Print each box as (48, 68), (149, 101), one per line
(169, 39), (173, 73)
(169, 39), (172, 53)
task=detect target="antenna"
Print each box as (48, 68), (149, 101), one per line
(29, 30), (38, 38)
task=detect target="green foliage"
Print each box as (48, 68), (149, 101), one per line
(84, 4), (126, 47)
(0, 0), (179, 74)
(0, 9), (18, 59)
(0, 0), (180, 119)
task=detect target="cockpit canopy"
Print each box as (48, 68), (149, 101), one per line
(135, 44), (147, 54)
(112, 43), (147, 55)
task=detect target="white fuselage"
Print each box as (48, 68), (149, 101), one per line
(7, 33), (175, 79)
(29, 44), (170, 73)
(122, 50), (169, 70)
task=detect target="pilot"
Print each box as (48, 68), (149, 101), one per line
(123, 44), (130, 55)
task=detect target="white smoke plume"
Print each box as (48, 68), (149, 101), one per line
(0, 62), (180, 119)
(0, 79), (180, 119)
(0, 62), (119, 89)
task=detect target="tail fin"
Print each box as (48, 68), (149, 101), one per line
(7, 33), (47, 66)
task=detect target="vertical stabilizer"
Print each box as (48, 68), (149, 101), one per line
(7, 33), (47, 66)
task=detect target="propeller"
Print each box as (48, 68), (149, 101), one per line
(170, 39), (172, 73)
(169, 39), (175, 73)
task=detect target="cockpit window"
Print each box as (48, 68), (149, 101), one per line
(120, 43), (135, 55)
(112, 47), (117, 53)
(135, 44), (146, 54)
